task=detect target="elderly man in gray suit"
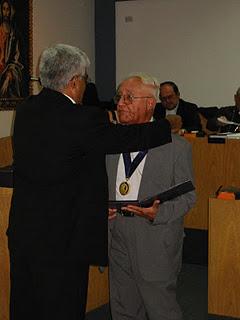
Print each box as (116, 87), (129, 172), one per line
(107, 73), (196, 320)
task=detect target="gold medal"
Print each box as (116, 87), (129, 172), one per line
(119, 181), (130, 195)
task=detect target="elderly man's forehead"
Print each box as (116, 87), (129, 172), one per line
(119, 78), (143, 90)
(161, 84), (174, 92)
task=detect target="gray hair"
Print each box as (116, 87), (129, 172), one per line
(119, 72), (160, 99)
(39, 43), (90, 91)
(236, 87), (240, 96)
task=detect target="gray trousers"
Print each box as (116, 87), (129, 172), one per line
(109, 218), (183, 320)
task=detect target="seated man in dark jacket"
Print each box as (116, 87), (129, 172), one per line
(154, 81), (202, 132)
(206, 87), (240, 133)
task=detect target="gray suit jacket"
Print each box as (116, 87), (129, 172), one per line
(107, 134), (196, 281)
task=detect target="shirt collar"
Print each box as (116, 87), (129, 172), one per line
(63, 93), (76, 104)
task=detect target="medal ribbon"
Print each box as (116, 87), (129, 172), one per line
(122, 150), (148, 180)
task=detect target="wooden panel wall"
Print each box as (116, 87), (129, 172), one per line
(184, 137), (240, 230)
(208, 198), (240, 318)
(0, 137), (13, 167)
(86, 266), (109, 311)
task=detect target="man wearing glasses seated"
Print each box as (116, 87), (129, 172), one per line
(206, 87), (240, 133)
(154, 81), (202, 133)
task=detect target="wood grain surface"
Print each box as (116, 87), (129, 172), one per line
(208, 198), (240, 317)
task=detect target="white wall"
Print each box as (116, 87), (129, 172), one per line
(116, 0), (240, 106)
(0, 0), (94, 138)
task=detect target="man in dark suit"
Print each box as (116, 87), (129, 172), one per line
(153, 81), (202, 132)
(107, 73), (196, 320)
(7, 44), (171, 320)
(206, 87), (240, 132)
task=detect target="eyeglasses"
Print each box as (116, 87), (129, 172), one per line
(113, 93), (152, 104)
(160, 94), (177, 102)
(71, 74), (88, 82)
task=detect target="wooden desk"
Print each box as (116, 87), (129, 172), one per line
(2, 135), (240, 231)
(0, 137), (12, 167)
(184, 137), (240, 230)
(208, 198), (240, 318)
(2, 136), (240, 316)
(0, 188), (109, 320)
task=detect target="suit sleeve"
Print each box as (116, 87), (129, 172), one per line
(85, 108), (172, 154)
(153, 141), (196, 225)
(206, 107), (235, 132)
(183, 104), (202, 132)
(191, 106), (202, 131)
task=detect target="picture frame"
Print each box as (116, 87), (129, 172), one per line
(0, 0), (33, 110)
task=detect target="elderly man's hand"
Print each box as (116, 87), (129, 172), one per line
(121, 200), (160, 222)
(108, 208), (117, 220)
(166, 115), (183, 134)
(217, 116), (230, 127)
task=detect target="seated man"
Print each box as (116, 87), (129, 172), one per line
(206, 87), (240, 132)
(154, 81), (202, 132)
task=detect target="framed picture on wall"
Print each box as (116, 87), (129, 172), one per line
(0, 0), (32, 110)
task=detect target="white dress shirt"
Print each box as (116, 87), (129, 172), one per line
(116, 152), (147, 200)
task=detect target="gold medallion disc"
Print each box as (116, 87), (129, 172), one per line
(119, 181), (130, 195)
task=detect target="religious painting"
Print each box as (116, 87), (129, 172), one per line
(0, 0), (32, 110)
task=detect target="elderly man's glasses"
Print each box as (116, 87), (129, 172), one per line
(113, 93), (152, 104)
(160, 94), (177, 102)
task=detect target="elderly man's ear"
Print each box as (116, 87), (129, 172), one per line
(166, 115), (183, 134)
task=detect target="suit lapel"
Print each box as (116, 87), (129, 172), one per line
(176, 99), (184, 117)
(138, 148), (159, 200)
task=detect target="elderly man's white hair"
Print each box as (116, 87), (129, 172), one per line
(120, 72), (160, 100)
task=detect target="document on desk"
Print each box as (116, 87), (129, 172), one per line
(109, 180), (195, 210)
(208, 133), (230, 138)
(217, 117), (240, 127)
(225, 133), (240, 139)
(209, 132), (240, 139)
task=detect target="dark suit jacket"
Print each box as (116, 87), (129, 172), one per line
(153, 99), (202, 132)
(82, 82), (100, 106)
(206, 105), (240, 132)
(8, 88), (171, 266)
